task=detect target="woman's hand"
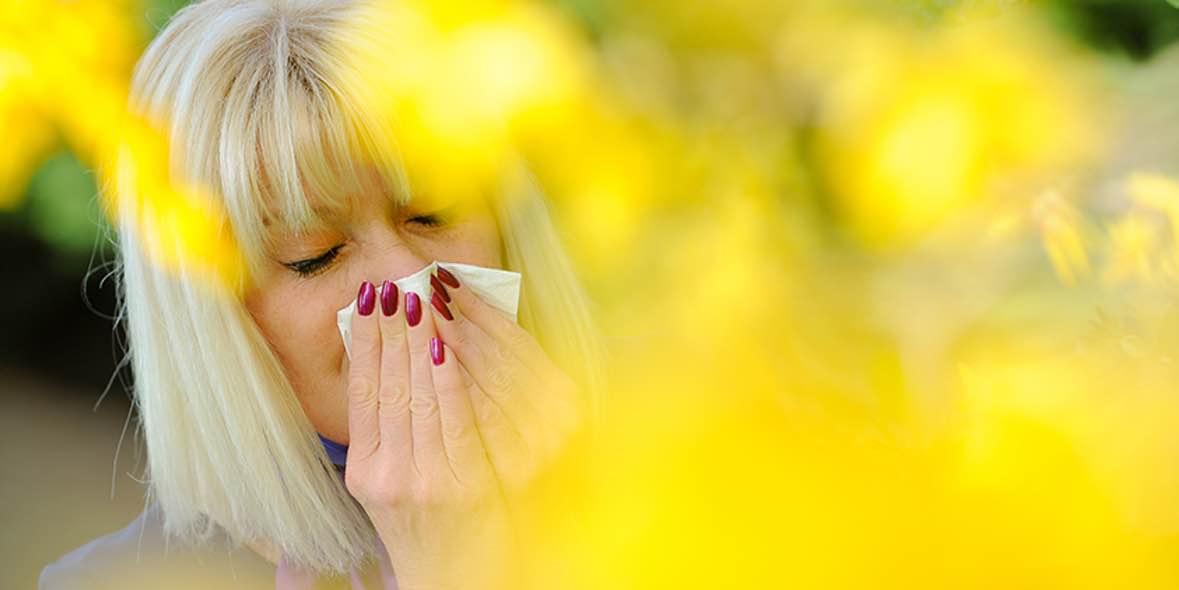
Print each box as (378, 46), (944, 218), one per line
(425, 268), (584, 496)
(344, 267), (583, 590)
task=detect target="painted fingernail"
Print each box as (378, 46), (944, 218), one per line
(430, 273), (451, 303)
(380, 280), (399, 316)
(406, 291), (422, 327)
(430, 337), (444, 365)
(437, 266), (460, 289)
(357, 281), (375, 316)
(431, 290), (453, 321)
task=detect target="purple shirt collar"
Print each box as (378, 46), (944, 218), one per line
(317, 433), (349, 467)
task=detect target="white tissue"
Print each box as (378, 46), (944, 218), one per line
(336, 261), (522, 360)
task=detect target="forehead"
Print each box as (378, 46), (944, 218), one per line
(258, 190), (358, 239)
(256, 165), (384, 233)
(261, 203), (347, 227)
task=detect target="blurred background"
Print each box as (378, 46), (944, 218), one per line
(6, 0), (1179, 588)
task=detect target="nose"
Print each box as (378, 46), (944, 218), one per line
(354, 217), (430, 284)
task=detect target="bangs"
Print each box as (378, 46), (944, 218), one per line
(212, 15), (411, 281)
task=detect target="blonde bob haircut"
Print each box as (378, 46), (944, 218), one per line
(110, 0), (604, 573)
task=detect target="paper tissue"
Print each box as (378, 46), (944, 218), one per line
(336, 261), (522, 360)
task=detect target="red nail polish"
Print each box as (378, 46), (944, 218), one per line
(437, 266), (460, 289)
(357, 281), (375, 316)
(431, 291), (453, 321)
(430, 337), (444, 365)
(430, 274), (451, 303)
(406, 291), (422, 327)
(380, 280), (399, 316)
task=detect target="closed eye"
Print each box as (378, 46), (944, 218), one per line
(408, 213), (444, 227)
(283, 244), (343, 278)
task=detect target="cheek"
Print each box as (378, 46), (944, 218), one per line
(423, 218), (504, 268)
(244, 280), (354, 442)
(245, 286), (348, 394)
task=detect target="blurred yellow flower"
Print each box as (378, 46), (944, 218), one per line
(342, 0), (590, 206)
(1127, 171), (1179, 273)
(103, 116), (247, 294)
(813, 12), (1102, 249)
(1034, 190), (1091, 285)
(0, 0), (143, 206)
(1103, 212), (1163, 285)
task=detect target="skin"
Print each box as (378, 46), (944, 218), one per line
(242, 183), (583, 588)
(243, 184), (505, 445)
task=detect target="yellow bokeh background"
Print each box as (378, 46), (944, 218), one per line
(8, 0), (1179, 587)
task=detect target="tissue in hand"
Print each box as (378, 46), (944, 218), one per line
(336, 261), (522, 360)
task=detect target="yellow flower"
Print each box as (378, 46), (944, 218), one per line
(1034, 191), (1091, 285)
(814, 14), (1101, 249)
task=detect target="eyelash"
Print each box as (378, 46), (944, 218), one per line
(284, 244), (343, 278)
(282, 215), (447, 278)
(408, 213), (444, 227)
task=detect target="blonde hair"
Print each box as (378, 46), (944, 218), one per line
(109, 0), (604, 573)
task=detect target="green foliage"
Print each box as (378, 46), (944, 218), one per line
(145, 0), (191, 34)
(885, 0), (1179, 59)
(1042, 0), (1179, 59)
(23, 152), (107, 267)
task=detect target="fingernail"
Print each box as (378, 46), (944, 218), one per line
(406, 291), (422, 327)
(430, 273), (451, 303)
(380, 280), (399, 316)
(431, 290), (453, 321)
(357, 281), (375, 316)
(437, 266), (460, 289)
(430, 337), (444, 365)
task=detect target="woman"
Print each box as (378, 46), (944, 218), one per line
(40, 0), (603, 587)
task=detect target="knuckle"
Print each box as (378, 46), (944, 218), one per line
(472, 392), (501, 425)
(380, 332), (407, 355)
(379, 382), (408, 405)
(347, 377), (378, 402)
(409, 387), (438, 417)
(488, 365), (515, 393)
(491, 341), (514, 364)
(442, 417), (474, 444)
(507, 327), (533, 350)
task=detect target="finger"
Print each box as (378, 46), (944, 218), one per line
(432, 271), (580, 447)
(376, 280), (412, 464)
(405, 290), (446, 479)
(429, 339), (495, 487)
(429, 283), (538, 451)
(347, 280), (381, 464)
(457, 363), (535, 491)
(429, 283), (569, 481)
(437, 267), (586, 437)
(434, 265), (554, 380)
